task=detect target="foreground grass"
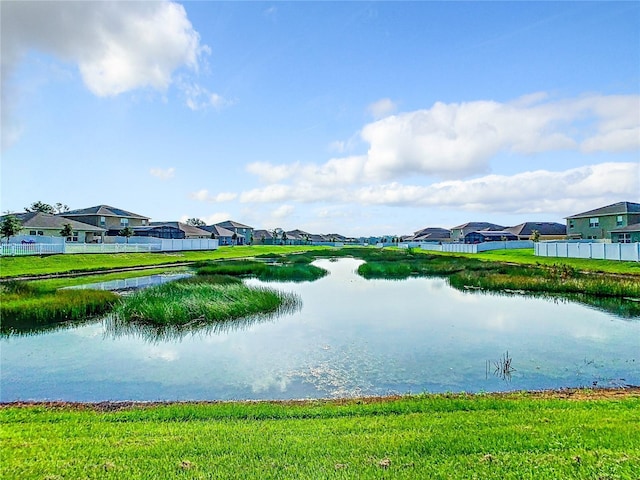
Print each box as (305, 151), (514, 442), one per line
(2, 391), (639, 479)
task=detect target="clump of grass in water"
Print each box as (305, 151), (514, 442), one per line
(114, 275), (301, 325)
(195, 259), (327, 282)
(1, 280), (118, 334)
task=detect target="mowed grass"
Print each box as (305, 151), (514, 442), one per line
(2, 391), (639, 479)
(0, 245), (330, 278)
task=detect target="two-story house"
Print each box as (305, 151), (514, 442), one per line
(1, 212), (106, 243)
(211, 220), (254, 245)
(449, 222), (504, 242)
(60, 205), (150, 236)
(565, 201), (640, 240)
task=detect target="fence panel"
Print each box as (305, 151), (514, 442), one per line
(534, 242), (639, 261)
(1, 243), (66, 256)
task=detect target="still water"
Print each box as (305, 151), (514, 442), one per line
(1, 259), (638, 401)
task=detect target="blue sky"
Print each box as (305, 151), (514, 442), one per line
(2, 1), (639, 236)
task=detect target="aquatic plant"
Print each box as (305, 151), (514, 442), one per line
(113, 275), (301, 325)
(0, 280), (117, 335)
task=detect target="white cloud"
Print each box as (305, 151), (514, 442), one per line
(179, 80), (231, 111)
(190, 189), (237, 202)
(1, 0), (210, 147)
(236, 162), (639, 216)
(367, 98), (397, 119)
(242, 93), (639, 186)
(1, 1), (205, 97)
(271, 204), (295, 219)
(150, 167), (175, 180)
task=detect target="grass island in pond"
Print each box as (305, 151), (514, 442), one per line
(113, 275), (301, 325)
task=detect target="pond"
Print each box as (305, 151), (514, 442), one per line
(1, 258), (638, 402)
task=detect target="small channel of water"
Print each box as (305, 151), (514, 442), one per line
(1, 258), (638, 401)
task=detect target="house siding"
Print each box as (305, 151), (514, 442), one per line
(567, 213), (640, 240)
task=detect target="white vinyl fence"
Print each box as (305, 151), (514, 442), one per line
(1, 243), (66, 256)
(1, 238), (219, 256)
(412, 240), (534, 254)
(535, 242), (640, 261)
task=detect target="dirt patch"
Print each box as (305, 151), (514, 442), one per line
(2, 387), (638, 411)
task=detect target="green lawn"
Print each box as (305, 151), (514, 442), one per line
(423, 248), (640, 276)
(2, 391), (638, 479)
(2, 245), (640, 279)
(0, 245), (330, 278)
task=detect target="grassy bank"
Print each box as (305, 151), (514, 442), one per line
(195, 258), (328, 282)
(2, 391), (638, 479)
(0, 245), (328, 279)
(3, 245), (639, 279)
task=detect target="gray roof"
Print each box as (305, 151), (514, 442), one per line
(466, 230), (517, 239)
(506, 222), (566, 236)
(215, 220), (253, 229)
(412, 227), (451, 240)
(254, 229), (274, 239)
(206, 225), (235, 237)
(450, 222), (505, 231)
(148, 221), (210, 237)
(566, 201), (640, 219)
(62, 205), (150, 220)
(610, 222), (640, 233)
(3, 212), (106, 232)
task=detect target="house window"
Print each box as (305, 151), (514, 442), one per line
(141, 219), (147, 225)
(616, 215), (624, 226)
(120, 218), (129, 227)
(569, 220), (574, 229)
(589, 217), (599, 228)
(620, 233), (631, 243)
(29, 230), (36, 235)
(100, 216), (106, 226)
(37, 231), (44, 236)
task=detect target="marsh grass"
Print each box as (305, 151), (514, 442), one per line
(0, 281), (117, 335)
(195, 258), (328, 282)
(113, 275), (301, 325)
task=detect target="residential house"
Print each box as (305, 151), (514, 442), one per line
(506, 222), (566, 241)
(565, 201), (640, 240)
(253, 229), (275, 245)
(204, 225), (235, 245)
(61, 205), (150, 236)
(285, 229), (312, 245)
(2, 212), (106, 243)
(464, 230), (518, 244)
(213, 220), (254, 245)
(610, 223), (640, 243)
(410, 227), (452, 242)
(449, 222), (505, 242)
(133, 222), (210, 239)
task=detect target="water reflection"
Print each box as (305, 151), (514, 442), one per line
(0, 317), (101, 338)
(454, 288), (640, 320)
(63, 273), (193, 291)
(103, 298), (302, 343)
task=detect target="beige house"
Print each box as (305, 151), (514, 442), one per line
(3, 212), (106, 243)
(61, 205), (150, 236)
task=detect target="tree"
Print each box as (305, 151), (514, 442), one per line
(186, 218), (206, 227)
(231, 232), (238, 246)
(60, 223), (74, 240)
(54, 203), (69, 214)
(1, 215), (22, 244)
(281, 231), (288, 245)
(25, 201), (55, 214)
(249, 233), (254, 245)
(531, 230), (541, 243)
(119, 226), (135, 243)
(24, 201), (69, 214)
